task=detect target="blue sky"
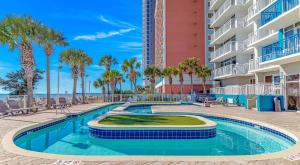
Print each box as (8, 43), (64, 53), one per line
(0, 0), (142, 94)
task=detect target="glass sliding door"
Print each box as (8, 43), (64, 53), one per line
(286, 74), (300, 110)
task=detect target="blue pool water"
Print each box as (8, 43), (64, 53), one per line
(125, 105), (152, 114)
(14, 104), (295, 156)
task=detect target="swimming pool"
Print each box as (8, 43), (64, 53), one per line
(13, 104), (297, 156)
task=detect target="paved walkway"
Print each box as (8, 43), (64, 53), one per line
(0, 103), (300, 164)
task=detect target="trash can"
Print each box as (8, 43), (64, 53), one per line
(274, 97), (282, 112)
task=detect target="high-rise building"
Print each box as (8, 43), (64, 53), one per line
(142, 0), (156, 86)
(209, 0), (300, 111)
(154, 0), (211, 94)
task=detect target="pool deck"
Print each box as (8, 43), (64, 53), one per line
(0, 103), (300, 164)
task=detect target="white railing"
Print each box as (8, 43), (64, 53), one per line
(213, 63), (249, 78)
(247, 0), (276, 20)
(246, 30), (276, 46)
(211, 84), (284, 95)
(211, 18), (244, 42)
(211, 0), (245, 25)
(210, 0), (218, 9)
(210, 41), (244, 61)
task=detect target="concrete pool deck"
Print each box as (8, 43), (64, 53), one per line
(0, 103), (300, 164)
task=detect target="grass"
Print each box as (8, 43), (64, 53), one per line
(99, 115), (206, 125)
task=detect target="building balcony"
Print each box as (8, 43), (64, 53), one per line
(211, 18), (244, 45)
(261, 0), (300, 30)
(262, 34), (300, 65)
(249, 57), (279, 73)
(210, 0), (245, 27)
(213, 63), (250, 80)
(210, 0), (225, 11)
(211, 84), (284, 96)
(247, 29), (278, 47)
(210, 41), (244, 62)
(246, 0), (276, 22)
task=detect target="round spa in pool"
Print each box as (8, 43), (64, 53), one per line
(12, 104), (298, 156)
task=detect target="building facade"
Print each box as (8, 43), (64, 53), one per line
(154, 0), (212, 94)
(142, 0), (156, 86)
(209, 0), (300, 111)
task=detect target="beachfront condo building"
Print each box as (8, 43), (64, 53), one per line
(209, 0), (300, 111)
(154, 0), (212, 94)
(142, 0), (156, 86)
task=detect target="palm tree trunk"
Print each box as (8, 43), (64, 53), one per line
(73, 76), (78, 104)
(21, 43), (35, 107)
(203, 78), (207, 94)
(169, 78), (173, 94)
(190, 75), (193, 94)
(81, 75), (85, 104)
(46, 54), (51, 109)
(130, 81), (133, 92)
(119, 82), (122, 102)
(111, 83), (115, 102)
(107, 83), (110, 102)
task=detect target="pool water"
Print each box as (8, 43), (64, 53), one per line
(125, 105), (152, 114)
(14, 104), (295, 156)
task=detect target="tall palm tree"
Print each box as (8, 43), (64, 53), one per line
(38, 25), (68, 109)
(99, 54), (118, 95)
(196, 65), (212, 94)
(99, 54), (118, 72)
(144, 66), (161, 94)
(0, 16), (41, 107)
(183, 58), (199, 94)
(94, 79), (106, 95)
(116, 73), (125, 94)
(78, 51), (93, 104)
(104, 70), (121, 102)
(162, 67), (178, 94)
(121, 58), (141, 93)
(60, 49), (81, 104)
(177, 63), (187, 96)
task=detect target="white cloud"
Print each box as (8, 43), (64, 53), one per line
(74, 28), (135, 41)
(98, 15), (138, 29)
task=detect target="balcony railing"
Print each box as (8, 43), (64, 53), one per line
(210, 41), (243, 61)
(246, 0), (276, 20)
(261, 0), (300, 26)
(211, 18), (244, 42)
(211, 84), (284, 95)
(246, 29), (276, 46)
(211, 0), (245, 25)
(262, 34), (300, 62)
(213, 63), (249, 78)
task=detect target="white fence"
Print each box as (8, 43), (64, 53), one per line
(2, 94), (193, 108)
(213, 63), (249, 78)
(211, 84), (284, 96)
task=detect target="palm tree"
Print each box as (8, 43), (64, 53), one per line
(183, 58), (199, 94)
(104, 70), (121, 102)
(196, 65), (212, 94)
(99, 54), (118, 72)
(0, 16), (41, 107)
(116, 73), (125, 94)
(102, 72), (110, 101)
(94, 79), (106, 95)
(38, 25), (68, 109)
(121, 58), (141, 93)
(60, 49), (81, 104)
(162, 67), (178, 94)
(144, 66), (161, 94)
(78, 51), (93, 104)
(177, 63), (187, 96)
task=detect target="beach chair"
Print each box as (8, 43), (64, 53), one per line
(7, 100), (34, 114)
(50, 98), (63, 109)
(0, 100), (24, 116)
(204, 97), (224, 107)
(59, 97), (72, 108)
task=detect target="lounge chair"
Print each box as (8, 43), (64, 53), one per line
(0, 100), (24, 116)
(7, 100), (34, 114)
(59, 97), (72, 108)
(204, 97), (225, 107)
(50, 98), (63, 109)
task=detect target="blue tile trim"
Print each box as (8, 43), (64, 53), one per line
(13, 104), (121, 141)
(89, 128), (216, 139)
(197, 114), (296, 144)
